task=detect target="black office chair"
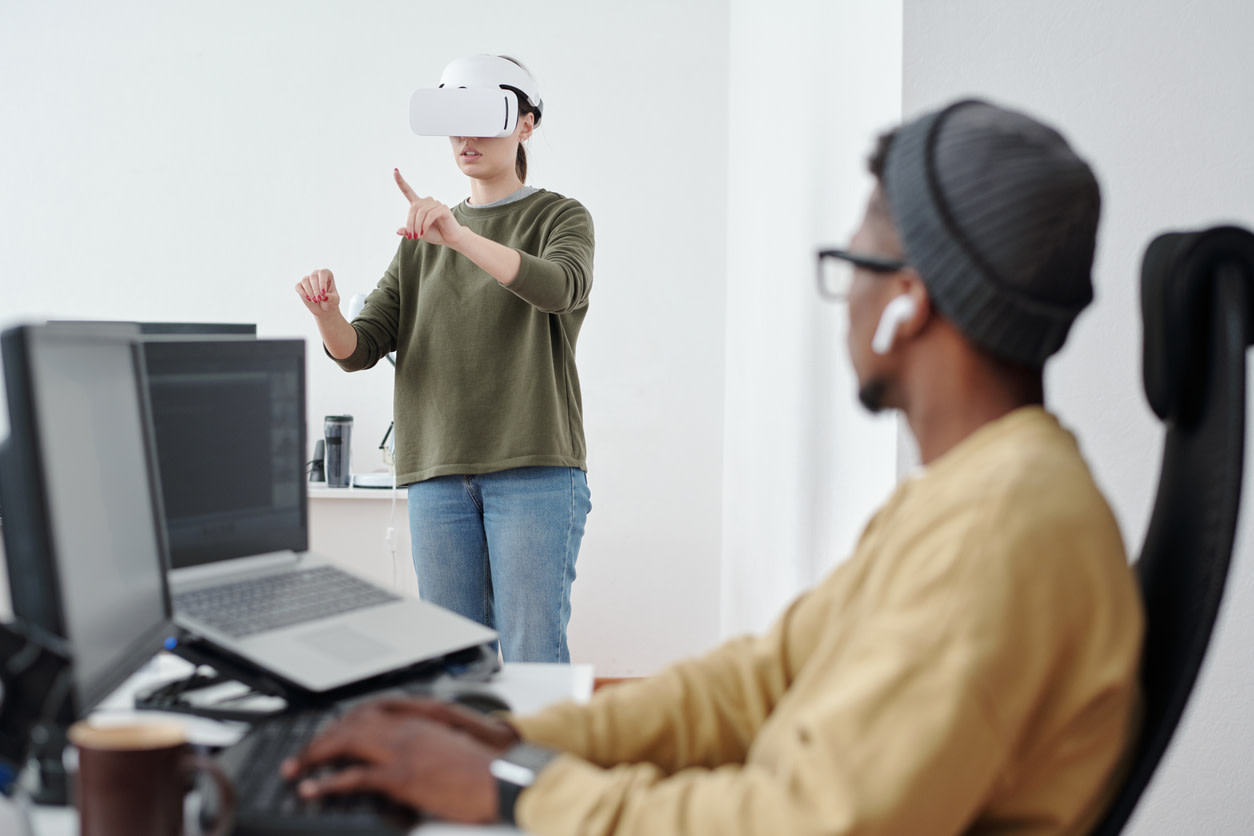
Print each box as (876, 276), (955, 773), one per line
(1090, 224), (1254, 835)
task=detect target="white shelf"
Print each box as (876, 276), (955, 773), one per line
(307, 484), (408, 500)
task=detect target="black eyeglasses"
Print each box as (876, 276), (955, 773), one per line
(816, 248), (909, 301)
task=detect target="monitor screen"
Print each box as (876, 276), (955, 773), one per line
(0, 323), (174, 717)
(141, 339), (307, 570)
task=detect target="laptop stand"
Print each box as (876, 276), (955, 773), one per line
(136, 632), (501, 720)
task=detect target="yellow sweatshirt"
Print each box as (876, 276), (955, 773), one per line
(511, 407), (1144, 836)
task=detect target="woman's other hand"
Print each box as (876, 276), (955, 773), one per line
(296, 268), (357, 360)
(296, 268), (341, 317)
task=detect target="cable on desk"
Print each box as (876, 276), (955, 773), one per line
(132, 666), (286, 723)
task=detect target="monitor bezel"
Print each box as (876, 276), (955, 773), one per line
(0, 324), (177, 719)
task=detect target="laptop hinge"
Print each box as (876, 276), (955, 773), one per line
(170, 551), (302, 589)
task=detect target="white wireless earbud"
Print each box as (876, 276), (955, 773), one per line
(871, 295), (918, 355)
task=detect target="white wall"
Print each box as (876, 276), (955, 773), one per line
(722, 0), (903, 638)
(0, 0), (730, 676)
(903, 1), (1254, 832)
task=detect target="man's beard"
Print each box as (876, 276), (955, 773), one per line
(858, 377), (889, 414)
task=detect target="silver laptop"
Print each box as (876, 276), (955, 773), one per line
(140, 337), (496, 694)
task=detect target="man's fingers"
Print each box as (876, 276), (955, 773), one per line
(394, 168), (419, 203)
(297, 763), (387, 800)
(360, 696), (437, 715)
(372, 698), (470, 726)
(292, 718), (383, 770)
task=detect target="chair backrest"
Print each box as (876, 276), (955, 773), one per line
(1090, 224), (1254, 835)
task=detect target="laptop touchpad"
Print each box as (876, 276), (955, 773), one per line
(298, 625), (393, 662)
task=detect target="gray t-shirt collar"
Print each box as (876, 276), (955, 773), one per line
(464, 185), (539, 210)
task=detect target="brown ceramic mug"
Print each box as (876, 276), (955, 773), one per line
(68, 720), (235, 836)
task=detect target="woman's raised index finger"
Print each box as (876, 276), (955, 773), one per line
(394, 168), (419, 203)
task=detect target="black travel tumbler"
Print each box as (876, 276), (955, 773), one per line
(323, 415), (353, 487)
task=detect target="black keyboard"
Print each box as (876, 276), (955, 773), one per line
(211, 708), (419, 835)
(175, 565), (401, 638)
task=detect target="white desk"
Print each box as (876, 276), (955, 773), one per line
(9, 653), (593, 836)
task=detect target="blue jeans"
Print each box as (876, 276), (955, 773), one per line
(407, 466), (590, 663)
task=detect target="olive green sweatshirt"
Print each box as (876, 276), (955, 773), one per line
(511, 407), (1144, 836)
(333, 189), (594, 485)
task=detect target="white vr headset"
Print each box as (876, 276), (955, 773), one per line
(409, 54), (544, 138)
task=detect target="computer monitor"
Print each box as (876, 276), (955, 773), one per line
(138, 322), (257, 337)
(140, 339), (307, 570)
(0, 321), (253, 525)
(0, 323), (175, 719)
(44, 320), (257, 340)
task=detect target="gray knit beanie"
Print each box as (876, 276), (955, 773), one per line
(881, 99), (1101, 368)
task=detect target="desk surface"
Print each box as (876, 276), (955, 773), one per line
(9, 654), (592, 836)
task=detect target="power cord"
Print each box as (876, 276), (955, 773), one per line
(380, 433), (403, 589)
(132, 665), (286, 723)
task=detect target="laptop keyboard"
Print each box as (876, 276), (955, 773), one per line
(211, 708), (418, 835)
(175, 565), (402, 639)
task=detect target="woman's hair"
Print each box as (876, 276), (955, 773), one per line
(499, 55), (541, 183)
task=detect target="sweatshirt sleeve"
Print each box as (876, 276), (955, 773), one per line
(510, 496), (1140, 836)
(328, 252), (403, 372)
(505, 200), (594, 314)
(513, 595), (1010, 836)
(511, 600), (805, 774)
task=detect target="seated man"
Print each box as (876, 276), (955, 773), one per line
(282, 98), (1145, 836)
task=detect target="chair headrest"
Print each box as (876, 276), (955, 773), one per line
(1142, 225), (1254, 424)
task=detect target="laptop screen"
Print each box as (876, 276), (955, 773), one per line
(141, 339), (307, 570)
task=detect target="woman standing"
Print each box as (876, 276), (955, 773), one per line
(295, 55), (593, 663)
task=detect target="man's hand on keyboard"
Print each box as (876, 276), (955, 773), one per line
(279, 697), (522, 824)
(357, 696), (522, 748)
